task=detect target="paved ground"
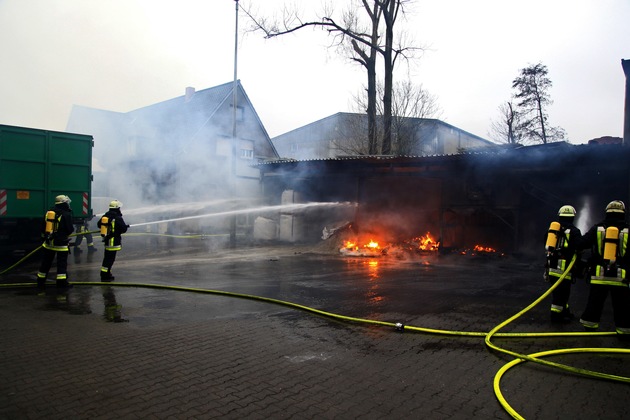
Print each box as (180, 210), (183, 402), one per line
(1, 236), (629, 419)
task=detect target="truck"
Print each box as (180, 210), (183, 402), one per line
(0, 124), (93, 256)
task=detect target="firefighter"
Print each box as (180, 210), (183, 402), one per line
(579, 200), (630, 339)
(97, 200), (129, 281)
(36, 195), (75, 289)
(544, 205), (582, 323)
(73, 216), (97, 253)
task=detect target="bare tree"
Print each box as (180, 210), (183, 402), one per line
(337, 79), (441, 155)
(330, 113), (372, 156)
(489, 101), (524, 145)
(241, 0), (419, 155)
(389, 80), (442, 154)
(512, 62), (566, 144)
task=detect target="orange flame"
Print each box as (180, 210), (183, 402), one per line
(343, 239), (381, 250)
(473, 245), (496, 253)
(413, 232), (440, 252)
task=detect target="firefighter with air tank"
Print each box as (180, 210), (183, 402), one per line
(97, 200), (129, 282)
(544, 204), (583, 323)
(36, 195), (75, 290)
(578, 200), (630, 339)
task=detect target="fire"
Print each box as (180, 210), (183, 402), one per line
(410, 232), (440, 252)
(338, 229), (503, 258)
(341, 238), (384, 256)
(343, 239), (381, 250)
(460, 244), (503, 257)
(473, 245), (496, 253)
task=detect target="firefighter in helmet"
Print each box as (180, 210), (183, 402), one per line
(579, 200), (630, 338)
(73, 216), (97, 253)
(36, 195), (75, 289)
(97, 200), (129, 281)
(544, 204), (583, 323)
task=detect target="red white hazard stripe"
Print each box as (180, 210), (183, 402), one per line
(0, 190), (6, 216)
(82, 192), (89, 215)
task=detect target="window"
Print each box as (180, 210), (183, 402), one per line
(240, 149), (254, 159)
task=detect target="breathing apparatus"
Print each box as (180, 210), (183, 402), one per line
(598, 200), (627, 270)
(545, 205), (576, 253)
(545, 221), (561, 252)
(44, 211), (57, 236)
(603, 226), (619, 263)
(544, 205), (578, 283)
(100, 200), (122, 237)
(100, 217), (110, 237)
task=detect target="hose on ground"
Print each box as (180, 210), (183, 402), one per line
(1, 244), (628, 419)
(485, 255), (630, 419)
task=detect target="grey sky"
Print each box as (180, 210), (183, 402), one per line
(0, 0), (628, 143)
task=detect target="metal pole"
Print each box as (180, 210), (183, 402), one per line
(622, 59), (630, 147)
(230, 0), (239, 247)
(232, 0), (239, 142)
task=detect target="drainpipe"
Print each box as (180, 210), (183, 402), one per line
(623, 59), (630, 146)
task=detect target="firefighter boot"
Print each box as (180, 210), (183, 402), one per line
(56, 280), (73, 289)
(88, 246), (97, 253)
(36, 276), (46, 290)
(551, 305), (574, 323)
(100, 271), (115, 282)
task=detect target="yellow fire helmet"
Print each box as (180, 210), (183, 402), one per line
(109, 200), (123, 209)
(605, 200), (625, 214)
(55, 195), (71, 204)
(558, 205), (576, 218)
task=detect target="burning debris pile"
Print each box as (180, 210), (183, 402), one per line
(340, 238), (384, 257)
(321, 222), (504, 259)
(339, 232), (441, 258)
(459, 245), (505, 258)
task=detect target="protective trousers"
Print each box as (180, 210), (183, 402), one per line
(550, 278), (572, 313)
(37, 248), (69, 285)
(101, 250), (117, 276)
(580, 284), (630, 334)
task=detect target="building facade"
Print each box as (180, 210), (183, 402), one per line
(272, 112), (495, 160)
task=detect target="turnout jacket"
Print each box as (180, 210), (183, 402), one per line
(546, 219), (582, 280)
(98, 208), (128, 251)
(580, 213), (629, 286)
(41, 203), (74, 251)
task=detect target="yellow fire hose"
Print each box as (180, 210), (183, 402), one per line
(1, 239), (628, 419)
(485, 255), (630, 419)
(0, 230), (216, 275)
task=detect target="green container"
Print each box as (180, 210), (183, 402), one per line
(0, 124), (93, 253)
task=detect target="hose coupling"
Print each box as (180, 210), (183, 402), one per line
(395, 322), (405, 332)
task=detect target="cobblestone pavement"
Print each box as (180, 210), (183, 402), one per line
(1, 240), (629, 419)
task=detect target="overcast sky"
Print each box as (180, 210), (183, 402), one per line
(0, 0), (628, 144)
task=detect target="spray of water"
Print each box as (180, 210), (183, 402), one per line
(129, 202), (356, 228)
(123, 199), (245, 217)
(576, 196), (593, 233)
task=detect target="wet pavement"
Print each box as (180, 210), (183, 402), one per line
(1, 235), (629, 419)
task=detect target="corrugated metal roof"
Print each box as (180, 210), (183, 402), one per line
(255, 141), (615, 166)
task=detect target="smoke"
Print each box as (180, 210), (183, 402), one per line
(576, 196), (594, 233)
(65, 91), (261, 233)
